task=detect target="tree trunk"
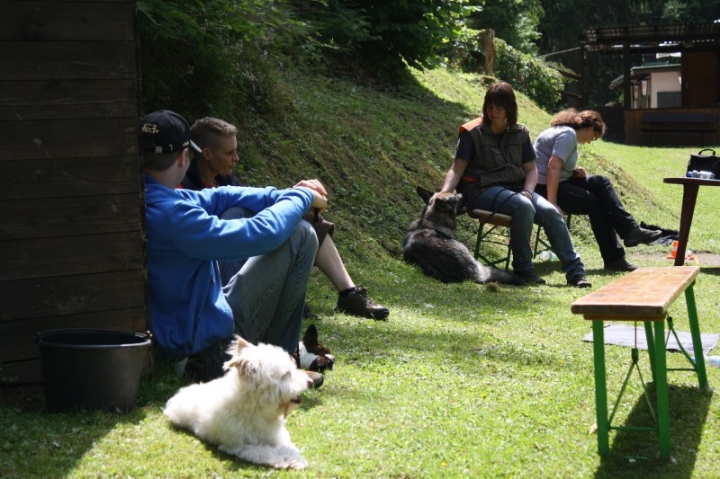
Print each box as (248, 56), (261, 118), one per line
(478, 29), (495, 76)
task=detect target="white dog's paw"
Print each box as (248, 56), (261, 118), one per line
(274, 456), (308, 470)
(287, 458), (309, 470)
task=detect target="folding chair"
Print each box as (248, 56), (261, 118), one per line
(467, 208), (513, 270)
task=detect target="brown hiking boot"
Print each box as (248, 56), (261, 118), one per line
(335, 287), (389, 320)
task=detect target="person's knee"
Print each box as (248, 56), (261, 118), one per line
(589, 175), (613, 188)
(294, 219), (319, 252)
(220, 206), (254, 220)
(513, 201), (535, 222)
(536, 202), (565, 228)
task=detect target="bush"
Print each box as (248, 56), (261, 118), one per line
(494, 39), (565, 111)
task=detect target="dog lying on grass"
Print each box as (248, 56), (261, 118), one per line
(164, 337), (312, 470)
(296, 324), (335, 373)
(403, 186), (525, 286)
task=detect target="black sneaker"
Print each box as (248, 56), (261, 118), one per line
(624, 227), (662, 247)
(303, 302), (318, 319)
(185, 348), (225, 383)
(604, 257), (638, 272)
(513, 269), (546, 284)
(335, 287), (390, 320)
(568, 274), (592, 288)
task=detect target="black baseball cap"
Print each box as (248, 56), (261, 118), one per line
(141, 110), (200, 154)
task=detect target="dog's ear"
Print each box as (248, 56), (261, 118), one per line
(302, 324), (318, 345)
(222, 354), (261, 379)
(416, 186), (435, 204)
(223, 336), (253, 370)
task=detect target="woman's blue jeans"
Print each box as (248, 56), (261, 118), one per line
(219, 206), (318, 354)
(470, 186), (586, 281)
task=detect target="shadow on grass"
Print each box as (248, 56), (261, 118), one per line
(0, 356), (186, 478)
(593, 384), (712, 479)
(0, 387), (148, 478)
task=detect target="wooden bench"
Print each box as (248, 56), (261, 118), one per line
(571, 266), (709, 459)
(641, 112), (718, 147)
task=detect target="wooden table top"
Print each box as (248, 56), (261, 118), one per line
(571, 267), (700, 321)
(664, 177), (720, 186)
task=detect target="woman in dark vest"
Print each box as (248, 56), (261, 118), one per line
(183, 117), (390, 319)
(440, 81), (590, 287)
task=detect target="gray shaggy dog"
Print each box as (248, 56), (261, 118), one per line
(403, 186), (525, 285)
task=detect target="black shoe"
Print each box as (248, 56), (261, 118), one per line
(335, 287), (390, 320)
(568, 274), (592, 288)
(624, 227), (662, 247)
(513, 269), (546, 284)
(604, 257), (638, 272)
(185, 350), (225, 383)
(303, 302), (318, 319)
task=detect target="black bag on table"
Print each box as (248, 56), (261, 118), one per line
(687, 148), (720, 178)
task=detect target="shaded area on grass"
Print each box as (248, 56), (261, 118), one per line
(594, 384), (712, 479)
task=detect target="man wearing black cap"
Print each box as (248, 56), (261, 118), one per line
(141, 109), (328, 383)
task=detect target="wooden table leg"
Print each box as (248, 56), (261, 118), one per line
(653, 320), (671, 459)
(685, 285), (710, 392)
(674, 184), (700, 266)
(592, 321), (610, 456)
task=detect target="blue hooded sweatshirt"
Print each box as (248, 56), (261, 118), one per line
(144, 175), (314, 358)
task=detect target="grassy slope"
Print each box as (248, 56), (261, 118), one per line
(2, 67), (720, 479)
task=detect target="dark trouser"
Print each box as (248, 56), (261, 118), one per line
(536, 175), (639, 264)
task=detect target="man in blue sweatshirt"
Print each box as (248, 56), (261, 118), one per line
(141, 110), (327, 383)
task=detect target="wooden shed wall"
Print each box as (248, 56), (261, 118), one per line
(0, 0), (146, 384)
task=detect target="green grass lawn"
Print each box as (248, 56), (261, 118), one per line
(2, 67), (720, 478)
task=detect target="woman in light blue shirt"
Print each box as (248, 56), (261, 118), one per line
(534, 109), (660, 272)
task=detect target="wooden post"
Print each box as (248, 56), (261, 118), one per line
(478, 29), (494, 76)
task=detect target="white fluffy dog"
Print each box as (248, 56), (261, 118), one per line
(164, 336), (313, 470)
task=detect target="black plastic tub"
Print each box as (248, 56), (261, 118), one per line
(36, 329), (151, 412)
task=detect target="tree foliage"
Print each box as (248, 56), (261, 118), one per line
(289, 0), (469, 78)
(466, 0), (543, 54)
(494, 40), (564, 111)
(137, 0), (306, 121)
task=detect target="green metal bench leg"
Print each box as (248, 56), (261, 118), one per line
(644, 321), (657, 383)
(653, 320), (671, 459)
(591, 320), (610, 456)
(685, 284), (710, 391)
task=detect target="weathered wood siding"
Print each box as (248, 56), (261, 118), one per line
(0, 0), (145, 384)
(624, 108), (720, 147)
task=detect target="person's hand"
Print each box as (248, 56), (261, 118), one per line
(572, 167), (586, 179)
(294, 179), (327, 196)
(294, 179), (328, 213)
(552, 202), (564, 215)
